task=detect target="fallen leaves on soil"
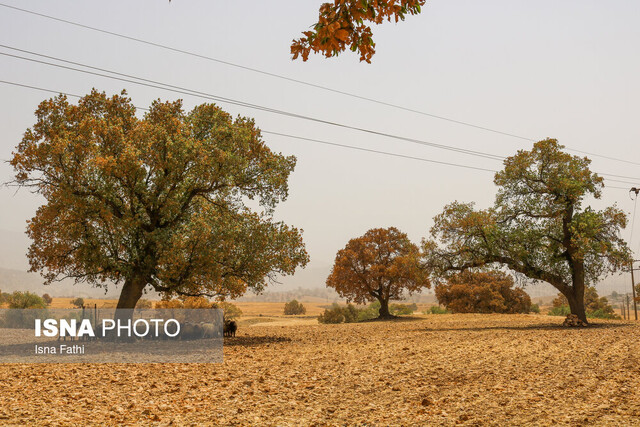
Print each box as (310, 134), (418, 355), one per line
(1, 314), (639, 425)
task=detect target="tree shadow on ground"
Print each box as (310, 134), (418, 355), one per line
(411, 321), (634, 333)
(360, 315), (425, 323)
(223, 335), (292, 347)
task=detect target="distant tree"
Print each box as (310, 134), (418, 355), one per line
(434, 271), (531, 314)
(71, 297), (85, 309)
(284, 299), (307, 315)
(327, 227), (429, 319)
(7, 291), (47, 309)
(425, 140), (631, 324)
(41, 293), (53, 306)
(292, 0), (425, 62)
(10, 90), (308, 311)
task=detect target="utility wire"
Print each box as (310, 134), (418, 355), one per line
(0, 78), (637, 190)
(3, 45), (640, 184)
(0, 80), (495, 174)
(4, 48), (639, 183)
(0, 2), (638, 166)
(0, 49), (505, 162)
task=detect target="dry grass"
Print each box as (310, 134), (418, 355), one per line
(1, 314), (638, 426)
(48, 298), (119, 309)
(233, 302), (329, 317)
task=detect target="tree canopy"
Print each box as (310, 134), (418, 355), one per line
(11, 90), (309, 309)
(292, 0), (426, 63)
(326, 227), (428, 318)
(424, 139), (630, 323)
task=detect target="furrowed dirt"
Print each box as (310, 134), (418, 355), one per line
(1, 314), (639, 426)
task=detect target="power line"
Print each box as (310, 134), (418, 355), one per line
(0, 2), (534, 141)
(0, 80), (495, 174)
(261, 131), (497, 173)
(4, 46), (640, 184)
(1, 2), (639, 167)
(0, 48), (505, 162)
(1, 78), (637, 191)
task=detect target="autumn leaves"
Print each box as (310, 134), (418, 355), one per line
(11, 90), (309, 309)
(291, 0), (426, 63)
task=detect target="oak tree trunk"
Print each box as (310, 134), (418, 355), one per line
(377, 297), (393, 319)
(565, 280), (588, 324)
(116, 276), (147, 309)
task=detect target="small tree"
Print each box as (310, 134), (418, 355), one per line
(283, 299), (307, 315)
(71, 297), (85, 309)
(434, 271), (531, 314)
(326, 227), (429, 319)
(42, 293), (53, 306)
(7, 291), (47, 309)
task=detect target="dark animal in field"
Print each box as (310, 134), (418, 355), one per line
(223, 320), (237, 337)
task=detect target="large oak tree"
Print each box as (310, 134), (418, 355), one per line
(424, 139), (630, 323)
(326, 227), (428, 318)
(11, 90), (309, 309)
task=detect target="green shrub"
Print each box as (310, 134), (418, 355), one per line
(318, 303), (359, 324)
(587, 309), (620, 320)
(356, 301), (380, 321)
(284, 299), (307, 315)
(529, 303), (540, 314)
(549, 304), (620, 319)
(548, 305), (571, 316)
(390, 303), (417, 316)
(425, 306), (450, 314)
(7, 291), (47, 309)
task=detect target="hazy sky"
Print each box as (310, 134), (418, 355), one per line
(1, 1), (639, 295)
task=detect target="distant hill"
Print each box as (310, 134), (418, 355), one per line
(0, 267), (121, 298)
